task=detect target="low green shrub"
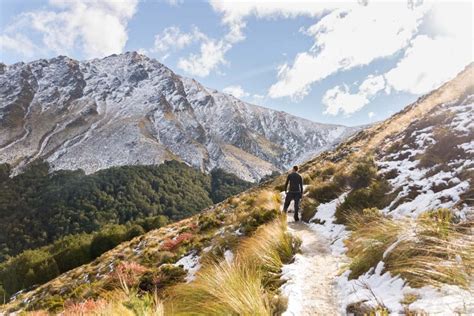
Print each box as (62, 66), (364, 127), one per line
(127, 225), (146, 240)
(198, 213), (222, 232)
(203, 233), (240, 262)
(240, 207), (279, 235)
(348, 158), (378, 189)
(335, 180), (392, 224)
(307, 182), (341, 203)
(139, 264), (186, 293)
(28, 294), (64, 312)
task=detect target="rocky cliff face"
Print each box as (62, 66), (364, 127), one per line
(0, 52), (355, 181)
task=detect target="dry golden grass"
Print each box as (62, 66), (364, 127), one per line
(165, 215), (299, 316)
(345, 208), (473, 288)
(345, 209), (401, 279)
(385, 213), (473, 288)
(167, 261), (270, 315)
(253, 190), (281, 211)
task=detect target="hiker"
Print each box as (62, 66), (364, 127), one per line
(283, 165), (303, 222)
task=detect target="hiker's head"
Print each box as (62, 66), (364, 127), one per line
(292, 165), (298, 172)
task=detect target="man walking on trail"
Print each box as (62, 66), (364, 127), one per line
(283, 165), (303, 222)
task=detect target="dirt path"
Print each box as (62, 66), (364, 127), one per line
(281, 219), (342, 316)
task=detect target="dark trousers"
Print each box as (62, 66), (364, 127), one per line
(283, 192), (302, 218)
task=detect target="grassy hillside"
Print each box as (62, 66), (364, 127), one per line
(1, 186), (296, 313)
(1, 65), (472, 315)
(0, 161), (252, 300)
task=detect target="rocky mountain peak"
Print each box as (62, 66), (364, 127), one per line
(0, 53), (357, 181)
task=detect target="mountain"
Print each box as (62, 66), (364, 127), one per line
(1, 64), (472, 315)
(0, 52), (355, 181)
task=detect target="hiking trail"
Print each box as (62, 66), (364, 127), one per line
(281, 219), (343, 315)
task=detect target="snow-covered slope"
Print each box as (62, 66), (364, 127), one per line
(291, 63), (473, 314)
(0, 52), (355, 181)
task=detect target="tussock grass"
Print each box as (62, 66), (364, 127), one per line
(253, 190), (281, 211)
(300, 197), (319, 223)
(345, 208), (473, 288)
(385, 211), (473, 288)
(165, 215), (299, 315)
(345, 209), (401, 279)
(168, 261), (270, 315)
(238, 215), (299, 288)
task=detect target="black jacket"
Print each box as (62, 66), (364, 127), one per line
(285, 172), (303, 193)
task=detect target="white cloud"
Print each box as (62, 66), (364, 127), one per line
(322, 75), (385, 116)
(210, 0), (472, 114)
(178, 39), (231, 77)
(382, 2), (473, 95)
(359, 75), (386, 97)
(2, 0), (138, 58)
(323, 85), (368, 116)
(385, 35), (472, 95)
(164, 0), (183, 6)
(222, 85), (249, 98)
(268, 2), (427, 99)
(368, 111), (375, 119)
(0, 34), (37, 57)
(321, 1), (473, 116)
(316, 1), (472, 117)
(207, 0), (348, 78)
(151, 26), (206, 55)
(209, 1), (347, 27)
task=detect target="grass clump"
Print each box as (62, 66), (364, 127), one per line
(345, 209), (401, 279)
(345, 208), (473, 288)
(300, 198), (319, 223)
(335, 179), (392, 224)
(165, 215), (300, 315)
(168, 260), (270, 315)
(307, 182), (342, 203)
(238, 190), (281, 235)
(347, 158), (378, 190)
(385, 210), (473, 288)
(61, 289), (165, 316)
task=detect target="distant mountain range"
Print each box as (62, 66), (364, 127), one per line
(0, 52), (357, 181)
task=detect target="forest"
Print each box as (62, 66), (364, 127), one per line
(0, 160), (253, 298)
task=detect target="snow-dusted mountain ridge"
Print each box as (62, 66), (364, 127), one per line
(0, 52), (356, 181)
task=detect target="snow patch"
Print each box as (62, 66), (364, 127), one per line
(308, 193), (348, 255)
(223, 250), (234, 263)
(337, 262), (474, 314)
(337, 262), (406, 313)
(174, 251), (201, 283)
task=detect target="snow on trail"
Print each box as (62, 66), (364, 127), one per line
(281, 219), (343, 316)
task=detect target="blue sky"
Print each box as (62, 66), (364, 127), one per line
(1, 0), (472, 126)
